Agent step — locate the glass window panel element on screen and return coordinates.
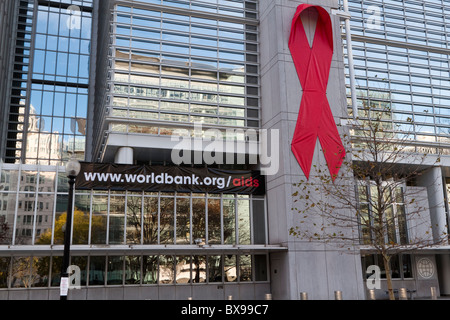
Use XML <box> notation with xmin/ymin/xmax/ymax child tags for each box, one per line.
<box><xmin>109</xmin><ymin>195</ymin><xmax>125</xmax><ymax>244</ymax></box>
<box><xmin>191</xmin><ymin>81</ymin><xmax>217</xmax><ymax>92</ymax></box>
<box><xmin>161</xmin><ymin>66</ymin><xmax>189</xmax><ymax>77</ymax></box>
<box><xmin>0</xmin><ymin>257</ymin><xmax>10</xmax><ymax>288</ymax></box>
<box><xmin>191</xmin><ymin>47</ymin><xmax>217</xmax><ymax>58</ymax></box>
<box><xmin>143</xmin><ymin>255</ymin><xmax>158</xmax><ymax>284</ymax></box>
<box><xmin>397</xmin><ymin>205</ymin><xmax>408</xmax><ymax>245</ymax></box>
<box><xmin>37</xmin><ymin>10</ymin><xmax>48</xmax><ymax>34</ymax></box>
<box><xmin>64</xmin><ymin>194</ymin><xmax>89</xmax><ymax>245</ymax></box>
<box><xmin>191</xmin><ymin>36</ymin><xmax>217</xmax><ymax>47</ymax></box>
<box><xmin>219</xmin><ymin>51</ymin><xmax>244</xmax><ymax>61</ymax></box>
<box><xmin>10</xmin><ymin>257</ymin><xmax>32</xmax><ymax>288</ymax></box>
<box><xmin>89</xmin><ymin>256</ymin><xmax>105</xmax><ymax>286</ymax></box>
<box><xmin>91</xmin><ymin>195</ymin><xmax>108</xmax><ymax>245</ymax></box>
<box><xmin>133</xmin><ymin>16</ymin><xmax>160</xmax><ymax>29</ymax></box>
<box><xmin>0</xmin><ymin>193</ymin><xmax>15</xmax><ymax>245</ymax></box>
<box><xmin>191</xmin><ymin>104</ymin><xmax>218</xmax><ymax>115</ymax></box>
<box><xmin>402</xmin><ymin>255</ymin><xmax>412</xmax><ymax>278</ymax></box>
<box><xmin>192</xmin><ymin>255</ymin><xmax>206</xmax><ymax>283</ymax></box>
<box><xmin>31</xmin><ymin>257</ymin><xmax>50</xmax><ymax>288</ymax></box>
<box><xmin>162</xmin><ymin>32</ymin><xmax>188</xmax><ymax>43</ymax></box>
<box><xmin>219</xmin><ymin>29</ymin><xmax>244</xmax><ymax>40</ymax></box>
<box><xmin>238</xmin><ymin>199</ymin><xmax>250</xmax><ymax>244</ymax></box>
<box><xmin>160</xmin><ymin>197</ymin><xmax>174</xmax><ymax>244</ymax></box>
<box><xmin>208</xmin><ymin>198</ymin><xmax>221</xmax><ymax>244</ymax></box>
<box><xmin>219</xmin><ymin>40</ymin><xmax>244</xmax><ymax>50</ymax></box>
<box><xmin>143</xmin><ymin>197</ymin><xmax>158</xmax><ymax>244</ymax></box>
<box><xmin>239</xmin><ymin>255</ymin><xmax>252</xmax><ymax>281</ymax></box>
<box><xmin>46</xmin><ymin>256</ymin><xmax>61</xmax><ymax>287</ymax></box>
<box><xmin>219</xmin><ymin>84</ymin><xmax>245</xmax><ymax>94</ymax></box>
<box><xmin>192</xmin><ymin>198</ymin><xmax>206</xmax><ymax>242</ymax></box>
<box><xmin>159</xmin><ymin>255</ymin><xmax>174</xmax><ymax>284</ymax></box>
<box><xmin>254</xmin><ymin>255</ymin><xmax>268</xmax><ymax>281</ymax></box>
<box><xmin>390</xmin><ymin>255</ymin><xmax>400</xmax><ymax>278</ymax></box>
<box><xmin>224</xmin><ymin>255</ymin><xmax>237</xmax><ymax>282</ymax></box>
<box><xmin>34</xmin><ymin>193</ymin><xmax>55</xmax><ymax>245</ymax></box>
<box><xmin>71</xmin><ymin>256</ymin><xmax>88</xmax><ymax>286</ymax></box>
<box><xmin>125</xmin><ymin>256</ymin><xmax>141</xmax><ymax>285</ymax></box>
<box><xmin>130</xmin><ymin>98</ymin><xmax>158</xmax><ymax>110</ymax></box>
<box><xmin>162</xmin><ymin>44</ymin><xmax>189</xmax><ymax>55</ymax></box>
<box><xmin>223</xmin><ymin>198</ymin><xmax>235</xmax><ymax>244</ymax></box>
<box><xmin>176</xmin><ymin>255</ymin><xmax>191</xmax><ymax>283</ymax></box>
<box><xmin>176</xmin><ymin>197</ymin><xmax>190</xmax><ymax>244</ymax></box>
<box><xmin>192</xmin><ymin>25</ymin><xmax>217</xmax><ymax>36</ymax></box>
<box><xmin>161</xmin><ymin>78</ymin><xmax>189</xmax><ymax>89</ymax></box>
<box><xmin>163</xmin><ymin>21</ymin><xmax>189</xmax><ymax>32</ymax></box>
<box><xmin>160</xmin><ymin>101</ymin><xmax>188</xmax><ymax>112</ymax></box>
<box><xmin>107</xmin><ymin>256</ymin><xmax>124</xmax><ymax>285</ymax></box>
<box><xmin>52</xmin><ymin>194</ymin><xmax>68</xmax><ymax>245</ymax></box>
<box><xmin>127</xmin><ymin>195</ymin><xmax>142</xmax><ymax>244</ymax></box>
<box><xmin>132</xmin><ymin>39</ymin><xmax>160</xmax><ymax>51</ymax></box>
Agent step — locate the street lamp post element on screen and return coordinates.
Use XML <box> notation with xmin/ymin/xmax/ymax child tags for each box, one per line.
<box><xmin>60</xmin><ymin>158</ymin><xmax>81</xmax><ymax>300</ymax></box>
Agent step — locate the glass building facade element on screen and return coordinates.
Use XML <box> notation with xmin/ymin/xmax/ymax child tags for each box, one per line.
<box><xmin>342</xmin><ymin>0</ymin><xmax>450</xmax><ymax>153</ymax></box>
<box><xmin>93</xmin><ymin>0</ymin><xmax>260</xmax><ymax>161</ymax></box>
<box><xmin>4</xmin><ymin>0</ymin><xmax>93</xmax><ymax>165</ymax></box>
<box><xmin>0</xmin><ymin>163</ymin><xmax>269</xmax><ymax>291</ymax></box>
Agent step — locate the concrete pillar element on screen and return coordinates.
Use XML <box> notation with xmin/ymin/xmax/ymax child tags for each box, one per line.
<box><xmin>416</xmin><ymin>167</ymin><xmax>447</xmax><ymax>243</ymax></box>
<box><xmin>115</xmin><ymin>147</ymin><xmax>134</xmax><ymax>165</ymax></box>
<box><xmin>260</xmin><ymin>0</ymin><xmax>365</xmax><ymax>300</ymax></box>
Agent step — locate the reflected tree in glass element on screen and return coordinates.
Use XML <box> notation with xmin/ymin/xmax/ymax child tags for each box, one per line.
<box><xmin>125</xmin><ymin>256</ymin><xmax>141</xmax><ymax>285</ymax></box>
<box><xmin>126</xmin><ymin>195</ymin><xmax>142</xmax><ymax>244</ymax></box>
<box><xmin>109</xmin><ymin>195</ymin><xmax>125</xmax><ymax>244</ymax></box>
<box><xmin>107</xmin><ymin>256</ymin><xmax>124</xmax><ymax>285</ymax></box>
<box><xmin>208</xmin><ymin>255</ymin><xmax>222</xmax><ymax>282</ymax></box>
<box><xmin>223</xmin><ymin>198</ymin><xmax>235</xmax><ymax>244</ymax></box>
<box><xmin>224</xmin><ymin>255</ymin><xmax>236</xmax><ymax>282</ymax></box>
<box><xmin>10</xmin><ymin>257</ymin><xmax>33</xmax><ymax>288</ymax></box>
<box><xmin>159</xmin><ymin>255</ymin><xmax>174</xmax><ymax>284</ymax></box>
<box><xmin>192</xmin><ymin>255</ymin><xmax>206</xmax><ymax>283</ymax></box>
<box><xmin>89</xmin><ymin>256</ymin><xmax>105</xmax><ymax>286</ymax></box>
<box><xmin>0</xmin><ymin>257</ymin><xmax>10</xmax><ymax>288</ymax></box>
<box><xmin>208</xmin><ymin>198</ymin><xmax>221</xmax><ymax>244</ymax></box>
<box><xmin>192</xmin><ymin>198</ymin><xmax>206</xmax><ymax>243</ymax></box>
<box><xmin>143</xmin><ymin>255</ymin><xmax>158</xmax><ymax>284</ymax></box>
<box><xmin>176</xmin><ymin>197</ymin><xmax>190</xmax><ymax>244</ymax></box>
<box><xmin>176</xmin><ymin>255</ymin><xmax>191</xmax><ymax>284</ymax></box>
<box><xmin>143</xmin><ymin>197</ymin><xmax>158</xmax><ymax>244</ymax></box>
<box><xmin>238</xmin><ymin>198</ymin><xmax>250</xmax><ymax>244</ymax></box>
<box><xmin>160</xmin><ymin>197</ymin><xmax>174</xmax><ymax>244</ymax></box>
<box><xmin>239</xmin><ymin>255</ymin><xmax>252</xmax><ymax>282</ymax></box>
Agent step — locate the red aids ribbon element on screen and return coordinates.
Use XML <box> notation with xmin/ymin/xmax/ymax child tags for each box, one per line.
<box><xmin>289</xmin><ymin>4</ymin><xmax>346</xmax><ymax>181</ymax></box>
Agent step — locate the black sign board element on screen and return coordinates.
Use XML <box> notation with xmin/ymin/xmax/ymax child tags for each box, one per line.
<box><xmin>76</xmin><ymin>163</ymin><xmax>265</xmax><ymax>195</ymax></box>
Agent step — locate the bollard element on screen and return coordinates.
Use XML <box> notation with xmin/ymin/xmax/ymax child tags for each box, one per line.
<box><xmin>368</xmin><ymin>289</ymin><xmax>376</xmax><ymax>300</ymax></box>
<box><xmin>399</xmin><ymin>288</ymin><xmax>407</xmax><ymax>300</ymax></box>
<box><xmin>334</xmin><ymin>291</ymin><xmax>343</xmax><ymax>300</ymax></box>
<box><xmin>431</xmin><ymin>287</ymin><xmax>437</xmax><ymax>300</ymax></box>
<box><xmin>265</xmin><ymin>293</ymin><xmax>272</xmax><ymax>300</ymax></box>
<box><xmin>300</xmin><ymin>292</ymin><xmax>308</xmax><ymax>300</ymax></box>
<box><xmin>227</xmin><ymin>295</ymin><xmax>233</xmax><ymax>300</ymax></box>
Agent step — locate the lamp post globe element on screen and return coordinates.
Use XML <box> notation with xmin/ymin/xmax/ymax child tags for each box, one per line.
<box><xmin>65</xmin><ymin>158</ymin><xmax>81</xmax><ymax>178</ymax></box>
